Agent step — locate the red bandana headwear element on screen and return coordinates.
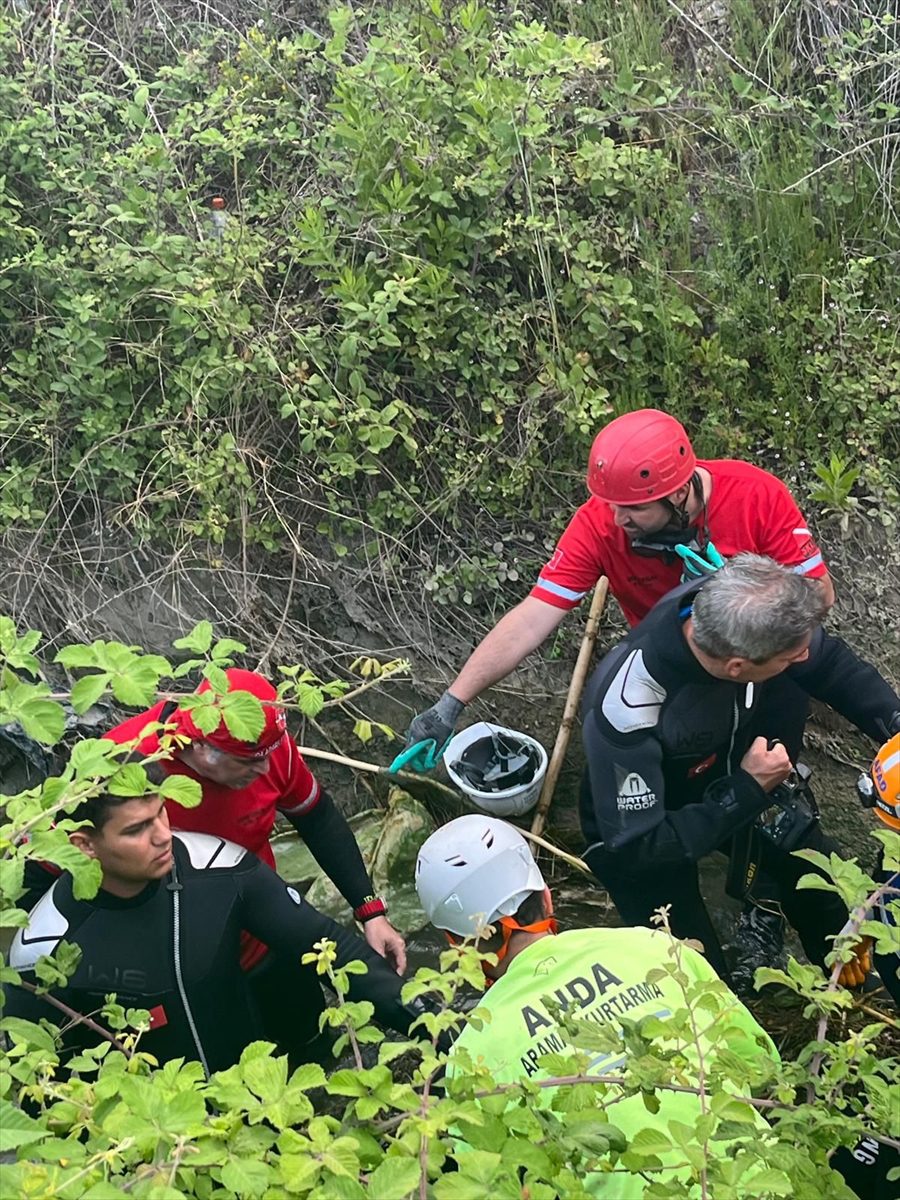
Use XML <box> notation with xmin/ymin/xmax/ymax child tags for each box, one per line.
<box><xmin>176</xmin><ymin>668</ymin><xmax>287</xmax><ymax>759</ymax></box>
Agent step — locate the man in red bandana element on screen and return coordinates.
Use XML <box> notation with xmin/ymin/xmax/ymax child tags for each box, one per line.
<box><xmin>104</xmin><ymin>668</ymin><xmax>406</xmax><ymax>1060</ymax></box>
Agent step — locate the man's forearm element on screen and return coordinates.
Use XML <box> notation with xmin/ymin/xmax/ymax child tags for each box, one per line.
<box><xmin>287</xmin><ymin>792</ymin><xmax>372</xmax><ymax>909</ymax></box>
<box><xmin>239</xmin><ymin>864</ymin><xmax>414</xmax><ymax>1035</ymax></box>
<box><xmin>449</xmin><ymin>598</ymin><xmax>566</xmax><ymax>704</ymax></box>
<box><xmin>603</xmin><ymin>771</ymin><xmax>772</xmax><ymax>866</ymax></box>
<box><xmin>817</xmin><ymin>572</ymin><xmax>835</xmax><ymax>610</ymax></box>
<box><xmin>790</xmin><ymin>629</ymin><xmax>899</xmax><ymax>741</ymax></box>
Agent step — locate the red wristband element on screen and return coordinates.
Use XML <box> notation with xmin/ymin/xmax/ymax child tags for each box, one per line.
<box><xmin>353</xmin><ymin>896</ymin><xmax>387</xmax><ymax>923</ymax></box>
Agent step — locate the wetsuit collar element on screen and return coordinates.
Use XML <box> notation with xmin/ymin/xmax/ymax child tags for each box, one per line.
<box><xmin>86</xmin><ymin>877</ymin><xmax>162</xmax><ymax>909</ymax></box>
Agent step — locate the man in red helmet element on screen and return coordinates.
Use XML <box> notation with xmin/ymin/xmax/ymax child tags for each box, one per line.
<box><xmin>406</xmin><ymin>409</ymin><xmax>833</xmax><ymax>750</ymax></box>
<box><xmin>103</xmin><ymin>668</ymin><xmax>407</xmax><ymax>1060</ymax></box>
<box><xmin>405</xmin><ymin>409</ymin><xmax>834</xmax><ymax>992</ymax></box>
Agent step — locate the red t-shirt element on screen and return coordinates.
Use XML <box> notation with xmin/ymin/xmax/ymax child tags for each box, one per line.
<box><xmin>530</xmin><ymin>459</ymin><xmax>827</xmax><ymax>627</ymax></box>
<box><xmin>105</xmin><ymin>703</ymin><xmax>322</xmax><ymax>969</ymax></box>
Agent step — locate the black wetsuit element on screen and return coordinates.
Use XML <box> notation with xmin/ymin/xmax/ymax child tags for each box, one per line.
<box><xmin>580</xmin><ymin>578</ymin><xmax>900</xmax><ymax>978</ymax></box>
<box><xmin>6</xmin><ymin>832</ymin><xmax>417</xmax><ymax>1074</ymax></box>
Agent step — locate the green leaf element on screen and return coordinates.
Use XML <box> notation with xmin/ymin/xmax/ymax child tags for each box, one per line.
<box><xmin>163</xmin><ymin>1088</ymin><xmax>206</xmax><ymax>1132</ymax></box>
<box><xmin>873</xmin><ymin>828</ymin><xmax>899</xmax><ymax>873</ymax></box>
<box><xmin>291</xmin><ymin>1062</ymin><xmax>327</xmax><ymax>1090</ymax></box>
<box><xmin>0</xmin><ymin>1016</ymin><xmax>60</xmax><ymax>1052</ymax></box>
<box><xmin>212</xmin><ymin>637</ymin><xmax>247</xmax><ymax>662</ymax></box>
<box><xmin>434</xmin><ymin>1176</ymin><xmax>489</xmax><ymax>1200</ymax></box>
<box><xmin>107</xmin><ymin>763</ymin><xmax>150</xmax><ymax>797</ymax></box>
<box><xmin>741</xmin><ymin>1166</ymin><xmax>793</xmax><ymax>1195</ymax></box>
<box><xmin>0</xmin><ymin>1099</ymin><xmax>51</xmax><ymax>1152</ymax></box>
<box><xmin>220</xmin><ymin>1157</ymin><xmax>273</xmax><ymax>1197</ymax></box>
<box><xmin>353</xmin><ymin>719</ymin><xmax>373</xmax><ymax>745</ymax></box>
<box><xmin>55</xmin><ymin>646</ymin><xmax>100</xmax><ymax>669</ymax></box>
<box><xmin>158</xmin><ymin>775</ymin><xmax>202</xmax><ymax>808</ymax></box>
<box><xmin>202</xmin><ymin>662</ymin><xmax>230</xmax><ymax>694</ymax></box>
<box><xmin>109</xmin><ymin>660</ymin><xmax>165</xmax><ymax>707</ymax></box>
<box><xmin>8</xmin><ymin>694</ymin><xmax>66</xmax><ymax>745</ymax></box>
<box><xmin>243</xmin><ymin>1049</ymin><xmax>288</xmax><ymax>1100</ymax></box>
<box><xmin>624</xmin><ymin>1125</ymin><xmax>672</xmax><ymax>1156</ymax></box>
<box><xmin>327</xmin><ymin>1068</ymin><xmax>367</xmax><ymax>1097</ymax></box>
<box><xmin>26</xmin><ymin>834</ymin><xmax>102</xmax><ymax>900</ymax></box>
<box><xmin>0</xmin><ymin>624</ymin><xmax>41</xmax><ymax>674</ymax></box>
<box><xmin>238</xmin><ymin>1039</ymin><xmax>278</xmax><ymax>1064</ymax></box>
<box><xmin>174</xmin><ymin>622</ymin><xmax>214</xmax><ymax>654</ymax></box>
<box><xmin>69</xmin><ymin>738</ymin><xmax>119</xmax><ymax>776</ymax></box>
<box><xmin>0</xmin><ymin>855</ymin><xmax>25</xmax><ymax>903</ymax></box>
<box><xmin>184</xmin><ymin>698</ymin><xmax>222</xmax><ymax>735</ymax></box>
<box><xmin>319</xmin><ymin>1136</ymin><xmax>360</xmax><ymax>1179</ymax></box>
<box><xmin>710</xmin><ymin>1093</ymin><xmax>759</xmax><ymax>1123</ymax></box>
<box><xmin>366</xmin><ymin>1156</ymin><xmax>421</xmax><ymax>1200</ymax></box>
<box><xmin>278</xmin><ymin>1153</ymin><xmax>320</xmax><ymax>1192</ymax></box>
<box><xmin>220</xmin><ymin>690</ymin><xmax>266</xmax><ymax>742</ymax></box>
<box><xmin>312</xmin><ymin>1176</ymin><xmax>365</xmax><ymax>1200</ymax></box>
<box><xmin>69</xmin><ymin>673</ymin><xmax>111</xmax><ymax>713</ymax></box>
<box><xmin>297</xmin><ymin>684</ymin><xmax>325</xmax><ymax>718</ymax></box>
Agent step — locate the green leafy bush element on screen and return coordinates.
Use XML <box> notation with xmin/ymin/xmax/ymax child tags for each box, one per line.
<box><xmin>2</xmin><ymin>2</ymin><xmax>896</xmax><ymax>605</ymax></box>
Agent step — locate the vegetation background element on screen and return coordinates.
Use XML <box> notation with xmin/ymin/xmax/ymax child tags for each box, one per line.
<box><xmin>2</xmin><ymin>4</ymin><xmax>900</xmax><ymax>1196</ymax></box>
<box><xmin>1</xmin><ymin>0</ymin><xmax>898</xmax><ymax>686</ymax></box>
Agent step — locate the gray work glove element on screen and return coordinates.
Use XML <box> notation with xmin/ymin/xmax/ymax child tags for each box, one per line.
<box><xmin>405</xmin><ymin>690</ymin><xmax>466</xmax><ymax>750</ymax></box>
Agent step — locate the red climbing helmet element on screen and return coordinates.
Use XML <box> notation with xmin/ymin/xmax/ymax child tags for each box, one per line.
<box><xmin>587</xmin><ymin>409</ymin><xmax>697</xmax><ymax>505</ymax></box>
<box><xmin>178</xmin><ymin>669</ymin><xmax>287</xmax><ymax>759</ymax></box>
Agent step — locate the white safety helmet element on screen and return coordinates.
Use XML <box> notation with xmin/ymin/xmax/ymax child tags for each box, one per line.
<box><xmin>415</xmin><ymin>814</ymin><xmax>545</xmax><ymax>938</ymax></box>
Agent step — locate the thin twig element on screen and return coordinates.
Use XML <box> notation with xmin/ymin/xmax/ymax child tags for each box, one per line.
<box><xmin>806</xmin><ymin>880</ymin><xmax>895</xmax><ymax>1103</ymax></box>
<box><xmin>781</xmin><ymin>133</ymin><xmax>900</xmax><ymax>192</ymax></box>
<box><xmin>17</xmin><ymin>980</ymin><xmax>133</xmax><ymax>1056</ymax></box>
<box><xmin>664</xmin><ymin>0</ymin><xmax>787</xmax><ymax>101</ymax></box>
<box><xmin>321</xmin><ymin>662</ymin><xmax>410</xmax><ymax>709</ymax></box>
<box><xmin>856</xmin><ymin>1001</ymin><xmax>900</xmax><ymax>1030</ymax></box>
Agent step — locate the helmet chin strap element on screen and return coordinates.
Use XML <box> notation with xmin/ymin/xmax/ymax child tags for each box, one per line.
<box><xmin>485</xmin><ymin>914</ymin><xmax>558</xmax><ymax>985</ymax></box>
<box><xmin>443</xmin><ymin>913</ymin><xmax>558</xmax><ymax>986</ymax></box>
<box><xmin>629</xmin><ymin>472</ymin><xmax>706</xmax><ymax>562</ymax></box>
<box><xmin>659</xmin><ymin>470</ymin><xmax>702</xmax><ymax>531</ymax></box>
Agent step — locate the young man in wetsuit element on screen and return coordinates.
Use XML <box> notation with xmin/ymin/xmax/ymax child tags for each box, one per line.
<box><xmin>7</xmin><ymin>779</ymin><xmax>423</xmax><ymax>1074</ymax></box>
<box><xmin>103</xmin><ymin>667</ymin><xmax>404</xmax><ymax>1062</ymax></box>
<box><xmin>24</xmin><ymin>669</ymin><xmax>405</xmax><ymax>1061</ymax></box>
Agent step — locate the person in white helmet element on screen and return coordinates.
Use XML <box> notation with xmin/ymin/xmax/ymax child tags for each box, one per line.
<box><xmin>415</xmin><ymin>815</ymin><xmax>898</xmax><ymax>1199</ymax></box>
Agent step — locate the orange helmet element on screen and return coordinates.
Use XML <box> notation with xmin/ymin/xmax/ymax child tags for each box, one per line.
<box><xmin>870</xmin><ymin>733</ymin><xmax>900</xmax><ymax>831</ymax></box>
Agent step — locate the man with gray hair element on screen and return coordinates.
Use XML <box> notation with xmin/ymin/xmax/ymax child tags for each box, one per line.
<box><xmin>580</xmin><ymin>554</ymin><xmax>900</xmax><ymax>984</ymax></box>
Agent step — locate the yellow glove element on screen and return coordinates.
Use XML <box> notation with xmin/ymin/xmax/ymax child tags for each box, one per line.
<box><xmin>837</xmin><ymin>937</ymin><xmax>873</xmax><ymax>988</ymax></box>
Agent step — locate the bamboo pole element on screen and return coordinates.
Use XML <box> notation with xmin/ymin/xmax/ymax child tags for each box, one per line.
<box><xmin>529</xmin><ymin>577</ymin><xmax>609</xmax><ymax>840</ymax></box>
<box><xmin>297</xmin><ymin>745</ymin><xmax>450</xmax><ymax>787</ymax></box>
<box><xmin>295</xmin><ymin>745</ymin><xmax>589</xmax><ymax>874</ymax></box>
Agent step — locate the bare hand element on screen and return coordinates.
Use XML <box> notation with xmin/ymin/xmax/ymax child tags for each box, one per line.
<box><xmin>363</xmin><ymin>915</ymin><xmax>407</xmax><ymax>974</ymax></box>
<box><xmin>740</xmin><ymin>736</ymin><xmax>792</xmax><ymax>793</ymax></box>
